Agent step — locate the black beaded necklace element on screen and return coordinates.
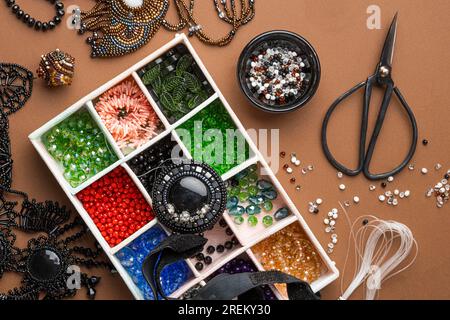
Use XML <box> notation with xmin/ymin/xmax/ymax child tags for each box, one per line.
<box><xmin>4</xmin><ymin>0</ymin><xmax>65</xmax><ymax>32</ymax></box>
<box><xmin>0</xmin><ymin>63</ymin><xmax>112</xmax><ymax>300</ymax></box>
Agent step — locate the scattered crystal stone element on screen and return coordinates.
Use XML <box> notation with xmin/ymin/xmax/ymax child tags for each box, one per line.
<box><xmin>387</xmin><ymin>176</ymin><xmax>394</xmax><ymax>182</ymax></box>
<box><xmin>286</xmin><ymin>167</ymin><xmax>293</xmax><ymax>174</ymax></box>
<box><xmin>339</xmin><ymin>184</ymin><xmax>346</xmax><ymax>191</ymax></box>
<box><xmin>435</xmin><ymin>163</ymin><xmax>442</xmax><ymax>170</ymax></box>
<box><xmin>404</xmin><ymin>190</ymin><xmax>411</xmax><ymax>197</ymax></box>
<box><xmin>316</xmin><ymin>198</ymin><xmax>323</xmax><ymax>205</ymax></box>
<box><xmin>379</xmin><ymin>195</ymin><xmax>386</xmax><ymax>202</ymax></box>
<box><xmin>408</xmin><ymin>164</ymin><xmax>415</xmax><ymax>171</ymax></box>
<box><xmin>247</xmin><ymin>215</ymin><xmax>258</xmax><ymax>227</ymax></box>
<box><xmin>369</xmin><ymin>185</ymin><xmax>376</xmax><ymax>191</ymax></box>
<box><xmin>337</xmin><ymin>172</ymin><xmax>343</xmax><ymax>179</ymax></box>
<box><xmin>294</xmin><ymin>160</ymin><xmax>301</xmax><ymax>166</ymax></box>
<box><xmin>421</xmin><ymin>168</ymin><xmax>428</xmax><ymax>175</ymax></box>
<box><xmin>344</xmin><ymin>201</ymin><xmax>350</xmax><ymax>207</ymax></box>
<box><xmin>295</xmin><ymin>185</ymin><xmax>301</xmax><ymax>191</ymax></box>
<box><xmin>353</xmin><ymin>196</ymin><xmax>360</xmax><ymax>204</ymax></box>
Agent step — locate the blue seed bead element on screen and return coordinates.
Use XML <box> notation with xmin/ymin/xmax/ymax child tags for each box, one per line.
<box><xmin>229</xmin><ymin>205</ymin><xmax>245</xmax><ymax>216</ymax></box>
<box><xmin>257</xmin><ymin>179</ymin><xmax>273</xmax><ymax>190</ymax></box>
<box><xmin>246</xmin><ymin>204</ymin><xmax>262</xmax><ymax>215</ymax></box>
<box><xmin>249</xmin><ymin>195</ymin><xmax>265</xmax><ymax>205</ymax></box>
<box><xmin>262</xmin><ymin>189</ymin><xmax>278</xmax><ymax>200</ymax></box>
<box><xmin>226</xmin><ymin>196</ymin><xmax>239</xmax><ymax>209</ymax></box>
<box><xmin>274</xmin><ymin>207</ymin><xmax>290</xmax><ymax>221</ymax></box>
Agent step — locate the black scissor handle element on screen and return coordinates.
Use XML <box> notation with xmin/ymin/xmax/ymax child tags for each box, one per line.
<box><xmin>321</xmin><ymin>80</ymin><xmax>368</xmax><ymax>176</ymax></box>
<box><xmin>363</xmin><ymin>85</ymin><xmax>418</xmax><ymax>180</ymax></box>
<box><xmin>321</xmin><ymin>76</ymin><xmax>418</xmax><ymax>180</ymax></box>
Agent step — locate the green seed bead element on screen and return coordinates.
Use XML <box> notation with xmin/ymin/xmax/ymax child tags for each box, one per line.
<box><xmin>234</xmin><ymin>216</ymin><xmax>244</xmax><ymax>225</ymax></box>
<box><xmin>248</xmin><ymin>215</ymin><xmax>258</xmax><ymax>227</ymax></box>
<box><xmin>248</xmin><ymin>185</ymin><xmax>258</xmax><ymax>196</ymax></box>
<box><xmin>262</xmin><ymin>215</ymin><xmax>274</xmax><ymax>228</ymax></box>
<box><xmin>262</xmin><ymin>200</ymin><xmax>273</xmax><ymax>212</ymax></box>
<box><xmin>238</xmin><ymin>191</ymin><xmax>250</xmax><ymax>202</ymax></box>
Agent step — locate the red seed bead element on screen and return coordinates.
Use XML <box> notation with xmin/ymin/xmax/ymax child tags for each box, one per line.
<box><xmin>77</xmin><ymin>166</ymin><xmax>154</xmax><ymax>247</ymax></box>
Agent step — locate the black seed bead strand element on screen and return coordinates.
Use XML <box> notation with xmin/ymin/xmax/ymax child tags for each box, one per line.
<box><xmin>4</xmin><ymin>0</ymin><xmax>65</xmax><ymax>31</ymax></box>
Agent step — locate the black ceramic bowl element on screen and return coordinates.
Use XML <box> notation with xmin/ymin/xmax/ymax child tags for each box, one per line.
<box><xmin>237</xmin><ymin>30</ymin><xmax>321</xmax><ymax>113</ymax></box>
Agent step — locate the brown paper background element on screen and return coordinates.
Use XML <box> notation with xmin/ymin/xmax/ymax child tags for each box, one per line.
<box><xmin>1</xmin><ymin>0</ymin><xmax>449</xmax><ymax>300</ymax></box>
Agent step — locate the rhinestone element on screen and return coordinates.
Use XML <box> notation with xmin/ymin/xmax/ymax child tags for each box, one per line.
<box><xmin>379</xmin><ymin>195</ymin><xmax>386</xmax><ymax>202</ymax></box>
<box><xmin>392</xmin><ymin>199</ymin><xmax>399</xmax><ymax>206</ymax></box>
<box><xmin>387</xmin><ymin>176</ymin><xmax>394</xmax><ymax>182</ymax></box>
<box><xmin>339</xmin><ymin>184</ymin><xmax>346</xmax><ymax>191</ymax></box>
<box><xmin>332</xmin><ymin>238</ymin><xmax>338</xmax><ymax>244</ymax></box>
<box><xmin>324</xmin><ymin>218</ymin><xmax>330</xmax><ymax>225</ymax></box>
<box><xmin>421</xmin><ymin>168</ymin><xmax>428</xmax><ymax>174</ymax></box>
<box><xmin>328</xmin><ymin>243</ymin><xmax>334</xmax><ymax>249</ymax></box>
<box><xmin>385</xmin><ymin>191</ymin><xmax>393</xmax><ymax>197</ymax></box>
<box><xmin>307</xmin><ymin>165</ymin><xmax>314</xmax><ymax>171</ymax></box>
<box><xmin>399</xmin><ymin>192</ymin><xmax>405</xmax><ymax>198</ymax></box>
<box><xmin>301</xmin><ymin>168</ymin><xmax>307</xmax><ymax>175</ymax></box>
<box><xmin>337</xmin><ymin>172</ymin><xmax>343</xmax><ymax>179</ymax></box>
<box><xmin>295</xmin><ymin>185</ymin><xmax>301</xmax><ymax>191</ymax></box>
<box><xmin>332</xmin><ymin>213</ymin><xmax>338</xmax><ymax>220</ymax></box>
<box><xmin>331</xmin><ymin>234</ymin><xmax>338</xmax><ymax>239</ymax></box>
<box><xmin>394</xmin><ymin>189</ymin><xmax>399</xmax><ymax>195</ymax></box>
<box><xmin>344</xmin><ymin>201</ymin><xmax>351</xmax><ymax>207</ymax></box>
<box><xmin>286</xmin><ymin>167</ymin><xmax>293</xmax><ymax>174</ymax></box>
<box><xmin>435</xmin><ymin>164</ymin><xmax>442</xmax><ymax>170</ymax></box>
<box><xmin>294</xmin><ymin>160</ymin><xmax>301</xmax><ymax>166</ymax></box>
<box><xmin>325</xmin><ymin>227</ymin><xmax>332</xmax><ymax>233</ymax></box>
<box><xmin>404</xmin><ymin>190</ymin><xmax>411</xmax><ymax>197</ymax></box>
<box><xmin>316</xmin><ymin>198</ymin><xmax>323</xmax><ymax>205</ymax></box>
<box><xmin>408</xmin><ymin>164</ymin><xmax>415</xmax><ymax>171</ymax></box>
<box><xmin>291</xmin><ymin>155</ymin><xmax>297</xmax><ymax>164</ymax></box>
<box><xmin>353</xmin><ymin>196</ymin><xmax>360</xmax><ymax>204</ymax></box>
<box><xmin>327</xmin><ymin>248</ymin><xmax>334</xmax><ymax>254</ymax></box>
<box><xmin>369</xmin><ymin>185</ymin><xmax>376</xmax><ymax>191</ymax></box>
<box><xmin>331</xmin><ymin>208</ymin><xmax>338</xmax><ymax>214</ymax></box>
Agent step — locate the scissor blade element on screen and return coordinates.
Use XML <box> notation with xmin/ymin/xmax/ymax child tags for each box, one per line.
<box><xmin>379</xmin><ymin>13</ymin><xmax>398</xmax><ymax>69</ymax></box>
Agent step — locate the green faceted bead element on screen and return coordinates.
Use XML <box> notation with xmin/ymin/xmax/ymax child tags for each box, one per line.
<box><xmin>262</xmin><ymin>215</ymin><xmax>274</xmax><ymax>228</ymax></box>
<box><xmin>248</xmin><ymin>215</ymin><xmax>258</xmax><ymax>227</ymax></box>
<box><xmin>238</xmin><ymin>191</ymin><xmax>249</xmax><ymax>202</ymax></box>
<box><xmin>262</xmin><ymin>200</ymin><xmax>273</xmax><ymax>212</ymax></box>
<box><xmin>229</xmin><ymin>186</ymin><xmax>241</xmax><ymax>197</ymax></box>
<box><xmin>249</xmin><ymin>195</ymin><xmax>265</xmax><ymax>205</ymax></box>
<box><xmin>248</xmin><ymin>185</ymin><xmax>258</xmax><ymax>196</ymax></box>
<box><xmin>234</xmin><ymin>216</ymin><xmax>244</xmax><ymax>225</ymax></box>
<box><xmin>239</xmin><ymin>178</ymin><xmax>249</xmax><ymax>189</ymax></box>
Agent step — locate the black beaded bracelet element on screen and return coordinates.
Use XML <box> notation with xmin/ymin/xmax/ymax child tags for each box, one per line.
<box><xmin>5</xmin><ymin>0</ymin><xmax>65</xmax><ymax>32</ymax></box>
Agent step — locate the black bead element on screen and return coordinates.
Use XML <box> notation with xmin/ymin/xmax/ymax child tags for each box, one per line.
<box><xmin>445</xmin><ymin>174</ymin><xmax>449</xmax><ymax>180</ymax></box>
<box><xmin>219</xmin><ymin>219</ymin><xmax>227</xmax><ymax>228</ymax></box>
<box><xmin>225</xmin><ymin>227</ymin><xmax>233</xmax><ymax>236</ymax></box>
<box><xmin>224</xmin><ymin>241</ymin><xmax>233</xmax><ymax>250</ymax></box>
<box><xmin>216</xmin><ymin>245</ymin><xmax>225</xmax><ymax>253</ymax></box>
<box><xmin>56</xmin><ymin>9</ymin><xmax>65</xmax><ymax>17</ymax></box>
<box><xmin>195</xmin><ymin>262</ymin><xmax>204</xmax><ymax>271</ymax></box>
<box><xmin>6</xmin><ymin>0</ymin><xmax>15</xmax><ymax>7</ymax></box>
<box><xmin>362</xmin><ymin>219</ymin><xmax>369</xmax><ymax>226</ymax></box>
<box><xmin>35</xmin><ymin>21</ymin><xmax>42</xmax><ymax>30</ymax></box>
<box><xmin>206</xmin><ymin>245</ymin><xmax>215</xmax><ymax>254</ymax></box>
<box><xmin>27</xmin><ymin>17</ymin><xmax>35</xmax><ymax>27</ymax></box>
<box><xmin>88</xmin><ymin>276</ymin><xmax>101</xmax><ymax>287</ymax></box>
<box><xmin>48</xmin><ymin>21</ymin><xmax>55</xmax><ymax>29</ymax></box>
<box><xmin>55</xmin><ymin>2</ymin><xmax>64</xmax><ymax>10</ymax></box>
<box><xmin>422</xmin><ymin>139</ymin><xmax>429</xmax><ymax>146</ymax></box>
<box><xmin>196</xmin><ymin>253</ymin><xmax>204</xmax><ymax>261</ymax></box>
<box><xmin>381</xmin><ymin>182</ymin><xmax>387</xmax><ymax>188</ymax></box>
<box><xmin>87</xmin><ymin>287</ymin><xmax>96</xmax><ymax>300</ymax></box>
<box><xmin>231</xmin><ymin>236</ymin><xmax>239</xmax><ymax>246</ymax></box>
<box><xmin>204</xmin><ymin>256</ymin><xmax>212</xmax><ymax>265</ymax></box>
<box><xmin>16</xmin><ymin>9</ymin><xmax>24</xmax><ymax>18</ymax></box>
<box><xmin>22</xmin><ymin>13</ymin><xmax>30</xmax><ymax>22</ymax></box>
<box><xmin>42</xmin><ymin>22</ymin><xmax>49</xmax><ymax>31</ymax></box>
<box><xmin>11</xmin><ymin>4</ymin><xmax>19</xmax><ymax>13</ymax></box>
<box><xmin>53</xmin><ymin>16</ymin><xmax>61</xmax><ymax>24</ymax></box>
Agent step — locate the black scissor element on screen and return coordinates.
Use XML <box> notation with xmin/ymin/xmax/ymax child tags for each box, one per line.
<box><xmin>321</xmin><ymin>13</ymin><xmax>418</xmax><ymax>180</ymax></box>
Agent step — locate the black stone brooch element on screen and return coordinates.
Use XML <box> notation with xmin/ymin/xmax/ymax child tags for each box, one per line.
<box><xmin>152</xmin><ymin>162</ymin><xmax>227</xmax><ymax>234</ymax></box>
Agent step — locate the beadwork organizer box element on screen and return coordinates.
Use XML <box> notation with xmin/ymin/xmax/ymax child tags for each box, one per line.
<box><xmin>29</xmin><ymin>34</ymin><xmax>339</xmax><ymax>300</ymax></box>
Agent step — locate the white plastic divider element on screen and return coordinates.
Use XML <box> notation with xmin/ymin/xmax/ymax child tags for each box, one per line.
<box><xmin>28</xmin><ymin>33</ymin><xmax>339</xmax><ymax>300</ymax></box>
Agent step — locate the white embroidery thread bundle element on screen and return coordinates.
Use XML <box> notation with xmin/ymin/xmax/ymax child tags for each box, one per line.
<box><xmin>339</xmin><ymin>204</ymin><xmax>418</xmax><ymax>300</ymax></box>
